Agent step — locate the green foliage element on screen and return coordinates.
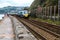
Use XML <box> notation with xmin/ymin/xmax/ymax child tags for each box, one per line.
<box><xmin>43</xmin><ymin>0</ymin><xmax>58</xmax><ymax>6</ymax></box>
<box><xmin>29</xmin><ymin>0</ymin><xmax>41</xmax><ymax>10</ymax></box>
<box><xmin>24</xmin><ymin>7</ymin><xmax>29</xmax><ymax>10</ymax></box>
<box><xmin>29</xmin><ymin>0</ymin><xmax>58</xmax><ymax>10</ymax></box>
<box><xmin>29</xmin><ymin>17</ymin><xmax>60</xmax><ymax>25</ymax></box>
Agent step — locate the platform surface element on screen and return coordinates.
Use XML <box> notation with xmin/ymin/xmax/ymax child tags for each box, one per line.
<box><xmin>0</xmin><ymin>16</ymin><xmax>14</xmax><ymax>40</ymax></box>
<box><xmin>10</xmin><ymin>16</ymin><xmax>37</xmax><ymax>40</ymax></box>
<box><xmin>0</xmin><ymin>15</ymin><xmax>37</xmax><ymax>40</ymax></box>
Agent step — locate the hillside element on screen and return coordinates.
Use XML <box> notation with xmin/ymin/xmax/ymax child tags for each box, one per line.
<box><xmin>0</xmin><ymin>6</ymin><xmax>28</xmax><ymax>14</ymax></box>
<box><xmin>29</xmin><ymin>0</ymin><xmax>58</xmax><ymax>10</ymax></box>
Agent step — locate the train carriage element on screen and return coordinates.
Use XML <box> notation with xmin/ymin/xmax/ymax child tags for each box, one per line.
<box><xmin>17</xmin><ymin>10</ymin><xmax>29</xmax><ymax>18</ymax></box>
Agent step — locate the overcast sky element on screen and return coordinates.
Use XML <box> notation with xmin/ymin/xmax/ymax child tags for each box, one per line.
<box><xmin>0</xmin><ymin>0</ymin><xmax>34</xmax><ymax>8</ymax></box>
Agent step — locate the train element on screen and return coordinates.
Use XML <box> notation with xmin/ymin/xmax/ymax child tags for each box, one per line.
<box><xmin>7</xmin><ymin>10</ymin><xmax>29</xmax><ymax>18</ymax></box>
<box><xmin>17</xmin><ymin>10</ymin><xmax>29</xmax><ymax>18</ymax></box>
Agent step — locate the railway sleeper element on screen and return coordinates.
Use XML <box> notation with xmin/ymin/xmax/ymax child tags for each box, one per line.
<box><xmin>19</xmin><ymin>18</ymin><xmax>60</xmax><ymax>40</ymax></box>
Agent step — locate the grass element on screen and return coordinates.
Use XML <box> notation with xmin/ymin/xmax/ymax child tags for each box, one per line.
<box><xmin>29</xmin><ymin>17</ymin><xmax>60</xmax><ymax>26</ymax></box>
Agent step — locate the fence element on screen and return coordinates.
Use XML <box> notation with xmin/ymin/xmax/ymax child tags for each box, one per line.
<box><xmin>36</xmin><ymin>6</ymin><xmax>60</xmax><ymax>22</ymax></box>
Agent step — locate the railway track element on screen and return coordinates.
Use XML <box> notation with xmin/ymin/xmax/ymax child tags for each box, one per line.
<box><xmin>16</xmin><ymin>16</ymin><xmax>60</xmax><ymax>40</ymax></box>
<box><xmin>27</xmin><ymin>19</ymin><xmax>60</xmax><ymax>36</ymax></box>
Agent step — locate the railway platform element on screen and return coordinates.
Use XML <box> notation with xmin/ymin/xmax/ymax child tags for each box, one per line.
<box><xmin>0</xmin><ymin>15</ymin><xmax>37</xmax><ymax>40</ymax></box>
<box><xmin>0</xmin><ymin>15</ymin><xmax>14</xmax><ymax>40</ymax></box>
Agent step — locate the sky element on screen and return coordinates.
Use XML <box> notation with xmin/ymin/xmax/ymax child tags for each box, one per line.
<box><xmin>0</xmin><ymin>0</ymin><xmax>34</xmax><ymax>8</ymax></box>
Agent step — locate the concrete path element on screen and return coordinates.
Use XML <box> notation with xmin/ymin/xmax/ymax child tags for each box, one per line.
<box><xmin>0</xmin><ymin>15</ymin><xmax>37</xmax><ymax>40</ymax></box>
<box><xmin>0</xmin><ymin>16</ymin><xmax>14</xmax><ymax>40</ymax></box>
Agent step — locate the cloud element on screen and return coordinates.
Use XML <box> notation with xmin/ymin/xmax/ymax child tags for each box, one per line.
<box><xmin>0</xmin><ymin>3</ymin><xmax>12</xmax><ymax>8</ymax></box>
<box><xmin>0</xmin><ymin>0</ymin><xmax>34</xmax><ymax>8</ymax></box>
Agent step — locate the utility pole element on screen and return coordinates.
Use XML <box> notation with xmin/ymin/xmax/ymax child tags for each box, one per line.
<box><xmin>58</xmin><ymin>0</ymin><xmax>60</xmax><ymax>21</ymax></box>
